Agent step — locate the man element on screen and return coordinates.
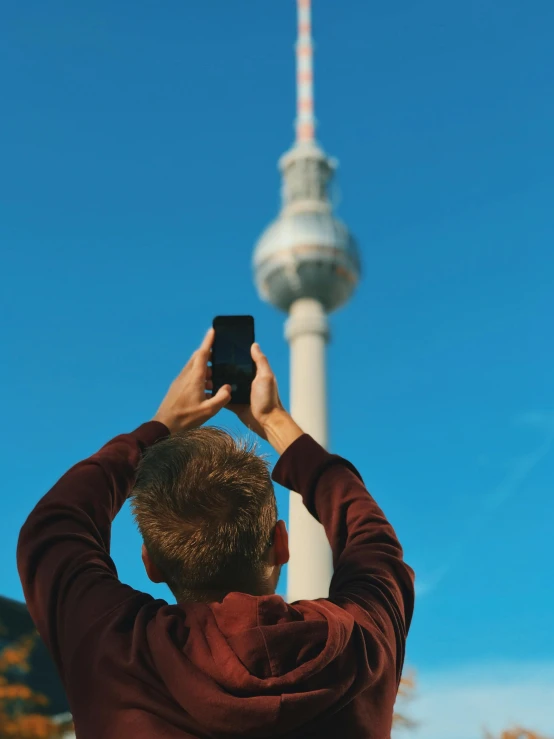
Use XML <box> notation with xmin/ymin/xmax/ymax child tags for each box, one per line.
<box><xmin>17</xmin><ymin>329</ymin><xmax>415</xmax><ymax>739</ymax></box>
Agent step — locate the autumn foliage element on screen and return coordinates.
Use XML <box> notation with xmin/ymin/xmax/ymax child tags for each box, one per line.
<box><xmin>486</xmin><ymin>729</ymin><xmax>552</xmax><ymax>739</ymax></box>
<box><xmin>0</xmin><ymin>633</ymin><xmax>72</xmax><ymax>739</ymax></box>
<box><xmin>392</xmin><ymin>673</ymin><xmax>552</xmax><ymax>739</ymax></box>
<box><xmin>393</xmin><ymin>672</ymin><xmax>418</xmax><ymax>731</ymax></box>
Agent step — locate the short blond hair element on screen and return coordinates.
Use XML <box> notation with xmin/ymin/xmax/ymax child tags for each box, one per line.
<box><xmin>131</xmin><ymin>427</ymin><xmax>277</xmax><ymax>601</ymax></box>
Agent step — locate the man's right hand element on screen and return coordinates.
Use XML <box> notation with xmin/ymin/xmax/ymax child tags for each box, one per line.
<box><xmin>228</xmin><ymin>343</ymin><xmax>303</xmax><ymax>455</ymax></box>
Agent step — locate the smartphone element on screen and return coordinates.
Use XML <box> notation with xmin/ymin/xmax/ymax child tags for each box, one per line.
<box><xmin>211</xmin><ymin>315</ymin><xmax>255</xmax><ymax>404</ymax></box>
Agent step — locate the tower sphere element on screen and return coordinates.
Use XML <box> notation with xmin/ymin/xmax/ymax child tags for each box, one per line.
<box><xmin>253</xmin><ymin>143</ymin><xmax>361</xmax><ymax>314</ymax></box>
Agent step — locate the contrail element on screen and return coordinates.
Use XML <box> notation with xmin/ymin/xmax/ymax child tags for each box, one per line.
<box><xmin>416</xmin><ymin>412</ymin><xmax>554</xmax><ymax>597</ymax></box>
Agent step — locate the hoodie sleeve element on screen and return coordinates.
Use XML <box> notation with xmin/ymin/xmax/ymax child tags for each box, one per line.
<box><xmin>16</xmin><ymin>421</ymin><xmax>169</xmax><ymax>678</ymax></box>
<box><xmin>272</xmin><ymin>434</ymin><xmax>415</xmax><ymax>684</ymax></box>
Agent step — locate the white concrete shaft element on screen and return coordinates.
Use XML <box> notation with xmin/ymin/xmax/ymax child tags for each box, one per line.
<box><xmin>285</xmin><ymin>298</ymin><xmax>333</xmax><ymax>601</ymax></box>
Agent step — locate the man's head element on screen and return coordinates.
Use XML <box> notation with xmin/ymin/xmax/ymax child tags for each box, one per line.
<box><xmin>131</xmin><ymin>427</ymin><xmax>289</xmax><ymax>602</ymax></box>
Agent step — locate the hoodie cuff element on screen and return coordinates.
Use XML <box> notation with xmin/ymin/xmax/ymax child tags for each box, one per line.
<box><xmin>272</xmin><ymin>435</ymin><xmax>332</xmax><ymax>519</ymax></box>
<box><xmin>272</xmin><ymin>434</ymin><xmax>330</xmax><ymax>491</ymax></box>
<box><xmin>272</xmin><ymin>434</ymin><xmax>363</xmax><ymax>520</ymax></box>
<box><xmin>132</xmin><ymin>421</ymin><xmax>170</xmax><ymax>449</ymax></box>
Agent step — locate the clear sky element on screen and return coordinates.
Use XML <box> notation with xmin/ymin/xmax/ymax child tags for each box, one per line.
<box><xmin>1</xmin><ymin>1</ymin><xmax>553</xmax><ymax>737</ymax></box>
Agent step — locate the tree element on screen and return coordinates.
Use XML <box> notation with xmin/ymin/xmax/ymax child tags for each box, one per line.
<box><xmin>485</xmin><ymin>729</ymin><xmax>552</xmax><ymax>739</ymax></box>
<box><xmin>0</xmin><ymin>632</ymin><xmax>72</xmax><ymax>739</ymax></box>
<box><xmin>393</xmin><ymin>671</ymin><xmax>418</xmax><ymax>731</ymax></box>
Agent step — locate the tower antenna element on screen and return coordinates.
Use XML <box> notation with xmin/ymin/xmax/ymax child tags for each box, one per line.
<box><xmin>296</xmin><ymin>0</ymin><xmax>316</xmax><ymax>144</ymax></box>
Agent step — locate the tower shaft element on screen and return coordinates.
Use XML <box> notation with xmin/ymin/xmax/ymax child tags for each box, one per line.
<box><xmin>285</xmin><ymin>298</ymin><xmax>333</xmax><ymax>602</ymax></box>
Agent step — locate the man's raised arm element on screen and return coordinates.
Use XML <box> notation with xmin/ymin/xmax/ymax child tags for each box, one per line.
<box><xmin>270</xmin><ymin>425</ymin><xmax>415</xmax><ymax>684</ymax></box>
<box><xmin>17</xmin><ymin>328</ymin><xmax>232</xmax><ymax>679</ymax></box>
<box><xmin>17</xmin><ymin>422</ymin><xmax>169</xmax><ymax>676</ymax></box>
<box><xmin>232</xmin><ymin>342</ymin><xmax>415</xmax><ymax>686</ymax></box>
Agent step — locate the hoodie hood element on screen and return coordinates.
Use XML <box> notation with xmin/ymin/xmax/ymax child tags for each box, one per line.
<box><xmin>146</xmin><ymin>593</ymin><xmax>371</xmax><ymax>737</ymax></box>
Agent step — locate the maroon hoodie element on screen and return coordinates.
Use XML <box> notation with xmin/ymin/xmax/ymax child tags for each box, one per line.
<box><xmin>17</xmin><ymin>422</ymin><xmax>415</xmax><ymax>739</ymax></box>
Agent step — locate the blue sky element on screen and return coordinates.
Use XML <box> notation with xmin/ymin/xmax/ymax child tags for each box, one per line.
<box><xmin>1</xmin><ymin>1</ymin><xmax>553</xmax><ymax>736</ymax></box>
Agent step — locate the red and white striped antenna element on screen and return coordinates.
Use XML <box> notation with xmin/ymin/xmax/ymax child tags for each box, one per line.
<box><xmin>296</xmin><ymin>0</ymin><xmax>316</xmax><ymax>144</ymax></box>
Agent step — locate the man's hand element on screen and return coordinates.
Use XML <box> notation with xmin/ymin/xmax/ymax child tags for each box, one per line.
<box><xmin>229</xmin><ymin>343</ymin><xmax>303</xmax><ymax>455</ymax></box>
<box><xmin>153</xmin><ymin>329</ymin><xmax>231</xmax><ymax>434</ymax></box>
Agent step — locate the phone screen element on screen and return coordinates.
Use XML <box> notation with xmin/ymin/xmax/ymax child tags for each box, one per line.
<box><xmin>212</xmin><ymin>316</ymin><xmax>255</xmax><ymax>404</ymax></box>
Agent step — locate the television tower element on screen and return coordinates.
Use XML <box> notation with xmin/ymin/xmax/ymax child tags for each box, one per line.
<box><xmin>253</xmin><ymin>0</ymin><xmax>361</xmax><ymax>602</ymax></box>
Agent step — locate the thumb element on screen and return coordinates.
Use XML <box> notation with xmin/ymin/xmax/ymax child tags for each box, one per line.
<box><xmin>251</xmin><ymin>343</ymin><xmax>272</xmax><ymax>375</ymax></box>
<box><xmin>204</xmin><ymin>385</ymin><xmax>232</xmax><ymax>414</ymax></box>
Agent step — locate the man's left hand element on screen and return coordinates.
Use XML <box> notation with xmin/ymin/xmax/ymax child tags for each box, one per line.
<box><xmin>153</xmin><ymin>329</ymin><xmax>231</xmax><ymax>434</ymax></box>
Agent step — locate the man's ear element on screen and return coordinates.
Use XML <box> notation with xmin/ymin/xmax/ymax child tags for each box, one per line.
<box><xmin>273</xmin><ymin>520</ymin><xmax>290</xmax><ymax>567</ymax></box>
<box><xmin>142</xmin><ymin>543</ymin><xmax>166</xmax><ymax>584</ymax></box>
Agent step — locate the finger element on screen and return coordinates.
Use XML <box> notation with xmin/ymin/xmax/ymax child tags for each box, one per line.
<box><xmin>182</xmin><ymin>349</ymin><xmax>200</xmax><ymax>375</ymax></box>
<box><xmin>198</xmin><ymin>328</ymin><xmax>215</xmax><ymax>358</ymax></box>
<box><xmin>203</xmin><ymin>384</ymin><xmax>232</xmax><ymax>413</ymax></box>
<box><xmin>251</xmin><ymin>343</ymin><xmax>273</xmax><ymax>375</ymax></box>
<box><xmin>205</xmin><ymin>380</ymin><xmax>213</xmax><ymax>390</ymax></box>
<box><xmin>180</xmin><ymin>351</ymin><xmax>196</xmax><ymax>375</ymax></box>
<box><xmin>205</xmin><ymin>366</ymin><xmax>212</xmax><ymax>379</ymax></box>
<box><xmin>189</xmin><ymin>329</ymin><xmax>214</xmax><ymax>375</ymax></box>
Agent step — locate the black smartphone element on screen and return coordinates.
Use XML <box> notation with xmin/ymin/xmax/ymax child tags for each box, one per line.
<box><xmin>211</xmin><ymin>315</ymin><xmax>255</xmax><ymax>404</ymax></box>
